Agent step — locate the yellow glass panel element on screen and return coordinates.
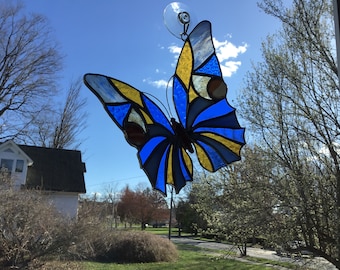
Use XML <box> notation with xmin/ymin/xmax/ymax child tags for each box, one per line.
<box><xmin>193</xmin><ymin>143</ymin><xmax>213</xmax><ymax>171</ymax></box>
<box><xmin>182</xmin><ymin>148</ymin><xmax>193</xmax><ymax>175</ymax></box>
<box><xmin>141</xmin><ymin>110</ymin><xmax>153</xmax><ymax>124</ymax></box>
<box><xmin>167</xmin><ymin>145</ymin><xmax>174</xmax><ymax>185</ymax></box>
<box><xmin>111</xmin><ymin>79</ymin><xmax>143</xmax><ymax>107</ymax></box>
<box><xmin>200</xmin><ymin>132</ymin><xmax>242</xmax><ymax>155</ymax></box>
<box><xmin>188</xmin><ymin>84</ymin><xmax>199</xmax><ymax>103</ymax></box>
<box><xmin>176</xmin><ymin>41</ymin><xmax>192</xmax><ymax>90</ymax></box>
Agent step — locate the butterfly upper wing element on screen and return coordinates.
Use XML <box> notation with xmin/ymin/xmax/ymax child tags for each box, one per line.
<box><xmin>173</xmin><ymin>21</ymin><xmax>246</xmax><ymax>172</ymax></box>
<box><xmin>84</xmin><ymin>74</ymin><xmax>193</xmax><ymax>195</ymax></box>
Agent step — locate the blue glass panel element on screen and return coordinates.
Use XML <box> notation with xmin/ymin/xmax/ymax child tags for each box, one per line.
<box><xmin>198</xmin><ymin>112</ymin><xmax>242</xmax><ymax>129</ymax></box>
<box><xmin>85</xmin><ymin>74</ymin><xmax>127</xmax><ymax>103</ymax></box>
<box><xmin>139</xmin><ymin>136</ymin><xmax>167</xmax><ymax>165</ymax></box>
<box><xmin>192</xmin><ymin>99</ymin><xmax>234</xmax><ymax>127</ymax></box>
<box><xmin>173</xmin><ymin>76</ymin><xmax>188</xmax><ymax>128</ymax></box>
<box><xmin>199</xmin><ymin>136</ymin><xmax>241</xmax><ymax>164</ymax></box>
<box><xmin>107</xmin><ymin>104</ymin><xmax>131</xmax><ymax>127</ymax></box>
<box><xmin>194</xmin><ymin>127</ymin><xmax>245</xmax><ymax>144</ymax></box>
<box><xmin>194</xmin><ymin>55</ymin><xmax>221</xmax><ymax>77</ymax></box>
<box><xmin>196</xmin><ymin>140</ymin><xmax>225</xmax><ymax>171</ymax></box>
<box><xmin>142</xmin><ymin>96</ymin><xmax>174</xmax><ymax>134</ymax></box>
<box><xmin>189</xmin><ymin>21</ymin><xmax>214</xmax><ymax>70</ymax></box>
<box><xmin>155</xmin><ymin>145</ymin><xmax>170</xmax><ymax>193</ymax></box>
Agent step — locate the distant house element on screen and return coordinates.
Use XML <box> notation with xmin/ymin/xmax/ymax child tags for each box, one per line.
<box><xmin>0</xmin><ymin>140</ymin><xmax>86</xmax><ymax>219</ymax></box>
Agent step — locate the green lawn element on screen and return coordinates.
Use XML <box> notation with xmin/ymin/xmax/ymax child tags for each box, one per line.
<box><xmin>144</xmin><ymin>226</ymin><xmax>192</xmax><ymax>237</ymax></box>
<box><xmin>80</xmin><ymin>244</ymin><xmax>277</xmax><ymax>270</ymax></box>
<box><xmin>42</xmin><ymin>228</ymin><xmax>293</xmax><ymax>269</ymax></box>
<box><xmin>144</xmin><ymin>227</ymin><xmax>171</xmax><ymax>235</ymax></box>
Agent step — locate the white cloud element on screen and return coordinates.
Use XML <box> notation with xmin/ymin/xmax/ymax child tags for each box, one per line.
<box><xmin>168</xmin><ymin>38</ymin><xmax>248</xmax><ymax>77</ymax></box>
<box><xmin>158</xmin><ymin>44</ymin><xmax>165</xmax><ymax>50</ymax></box>
<box><xmin>213</xmin><ymin>38</ymin><xmax>247</xmax><ymax>60</ymax></box>
<box><xmin>317</xmin><ymin>143</ymin><xmax>340</xmax><ymax>157</ymax></box>
<box><xmin>169</xmin><ymin>2</ymin><xmax>182</xmax><ymax>13</ymax></box>
<box><xmin>90</xmin><ymin>192</ymin><xmax>102</xmax><ymax>199</ymax></box>
<box><xmin>168</xmin><ymin>45</ymin><xmax>181</xmax><ymax>67</ymax></box>
<box><xmin>145</xmin><ymin>36</ymin><xmax>247</xmax><ymax>89</ymax></box>
<box><xmin>168</xmin><ymin>45</ymin><xmax>181</xmax><ymax>55</ymax></box>
<box><xmin>213</xmin><ymin>38</ymin><xmax>247</xmax><ymax>77</ymax></box>
<box><xmin>151</xmin><ymin>79</ymin><xmax>168</xmax><ymax>88</ymax></box>
<box><xmin>143</xmin><ymin>78</ymin><xmax>169</xmax><ymax>89</ymax></box>
<box><xmin>220</xmin><ymin>61</ymin><xmax>242</xmax><ymax>77</ymax></box>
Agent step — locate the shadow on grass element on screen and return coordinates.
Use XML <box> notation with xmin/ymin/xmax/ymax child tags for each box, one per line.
<box><xmin>176</xmin><ymin>243</ymin><xmax>203</xmax><ymax>252</ymax></box>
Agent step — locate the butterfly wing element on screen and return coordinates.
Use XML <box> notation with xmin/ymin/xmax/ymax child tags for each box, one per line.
<box><xmin>173</xmin><ymin>20</ymin><xmax>246</xmax><ymax>172</ymax></box>
<box><xmin>84</xmin><ymin>74</ymin><xmax>193</xmax><ymax>194</ymax></box>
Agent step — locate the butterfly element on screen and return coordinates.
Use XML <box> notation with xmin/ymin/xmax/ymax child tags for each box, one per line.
<box><xmin>84</xmin><ymin>20</ymin><xmax>245</xmax><ymax>195</ymax></box>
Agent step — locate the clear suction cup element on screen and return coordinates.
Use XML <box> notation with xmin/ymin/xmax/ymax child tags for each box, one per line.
<box><xmin>163</xmin><ymin>2</ymin><xmax>197</xmax><ymax>40</ymax></box>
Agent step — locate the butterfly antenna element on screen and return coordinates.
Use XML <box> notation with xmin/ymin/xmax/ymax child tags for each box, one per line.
<box><xmin>143</xmin><ymin>92</ymin><xmax>172</xmax><ymax>119</ymax></box>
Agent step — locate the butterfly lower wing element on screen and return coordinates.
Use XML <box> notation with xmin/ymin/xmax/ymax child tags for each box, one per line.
<box><xmin>173</xmin><ymin>21</ymin><xmax>246</xmax><ymax>171</ymax></box>
<box><xmin>140</xmin><ymin>141</ymin><xmax>193</xmax><ymax>194</ymax></box>
<box><xmin>84</xmin><ymin>73</ymin><xmax>193</xmax><ymax>194</ymax></box>
<box><xmin>192</xmin><ymin>100</ymin><xmax>245</xmax><ymax>171</ymax></box>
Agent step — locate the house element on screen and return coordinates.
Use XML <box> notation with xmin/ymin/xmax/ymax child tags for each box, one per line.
<box><xmin>0</xmin><ymin>140</ymin><xmax>86</xmax><ymax>219</ymax></box>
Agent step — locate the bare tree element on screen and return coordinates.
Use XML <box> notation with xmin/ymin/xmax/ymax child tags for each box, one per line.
<box><xmin>0</xmin><ymin>1</ymin><xmax>63</xmax><ymax>141</ymax></box>
<box><xmin>238</xmin><ymin>0</ymin><xmax>340</xmax><ymax>266</ymax></box>
<box><xmin>102</xmin><ymin>184</ymin><xmax>121</xmax><ymax>229</ymax></box>
<box><xmin>21</xmin><ymin>78</ymin><xmax>87</xmax><ymax>149</ymax></box>
<box><xmin>50</xmin><ymin>78</ymin><xmax>87</xmax><ymax>149</ymax></box>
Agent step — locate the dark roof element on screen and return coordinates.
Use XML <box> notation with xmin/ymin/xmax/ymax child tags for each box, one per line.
<box><xmin>19</xmin><ymin>145</ymin><xmax>86</xmax><ymax>193</ymax></box>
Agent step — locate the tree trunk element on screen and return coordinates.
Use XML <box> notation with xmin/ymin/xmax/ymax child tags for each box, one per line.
<box><xmin>238</xmin><ymin>242</ymin><xmax>247</xmax><ymax>257</ymax></box>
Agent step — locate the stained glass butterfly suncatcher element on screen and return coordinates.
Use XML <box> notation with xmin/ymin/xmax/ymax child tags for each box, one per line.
<box><xmin>84</xmin><ymin>20</ymin><xmax>246</xmax><ymax>195</ymax></box>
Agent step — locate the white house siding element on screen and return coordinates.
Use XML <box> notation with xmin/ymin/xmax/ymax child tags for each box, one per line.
<box><xmin>47</xmin><ymin>192</ymin><xmax>79</xmax><ymax>219</ymax></box>
<box><xmin>0</xmin><ymin>141</ymin><xmax>32</xmax><ymax>190</ymax></box>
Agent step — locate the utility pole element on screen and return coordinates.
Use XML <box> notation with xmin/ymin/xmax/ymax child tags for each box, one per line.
<box><xmin>168</xmin><ymin>186</ymin><xmax>174</xmax><ymax>240</ymax></box>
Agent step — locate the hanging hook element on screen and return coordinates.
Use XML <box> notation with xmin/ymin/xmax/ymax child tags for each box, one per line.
<box><xmin>178</xmin><ymin>11</ymin><xmax>190</xmax><ymax>40</ymax></box>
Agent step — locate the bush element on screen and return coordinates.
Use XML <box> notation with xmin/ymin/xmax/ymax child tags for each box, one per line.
<box><xmin>108</xmin><ymin>231</ymin><xmax>178</xmax><ymax>263</ymax></box>
<box><xmin>0</xmin><ymin>188</ymin><xmax>178</xmax><ymax>267</ymax></box>
<box><xmin>74</xmin><ymin>228</ymin><xmax>178</xmax><ymax>263</ymax></box>
<box><xmin>0</xmin><ymin>189</ymin><xmax>77</xmax><ymax>269</ymax></box>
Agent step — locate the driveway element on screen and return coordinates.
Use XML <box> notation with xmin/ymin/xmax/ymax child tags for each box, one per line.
<box><xmin>170</xmin><ymin>236</ymin><xmax>337</xmax><ymax>270</ymax></box>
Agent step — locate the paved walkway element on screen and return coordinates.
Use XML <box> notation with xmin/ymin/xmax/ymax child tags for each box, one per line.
<box><xmin>170</xmin><ymin>236</ymin><xmax>337</xmax><ymax>270</ymax></box>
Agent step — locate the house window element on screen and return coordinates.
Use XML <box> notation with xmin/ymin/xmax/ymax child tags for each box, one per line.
<box><xmin>0</xmin><ymin>159</ymin><xmax>13</xmax><ymax>173</ymax></box>
<box><xmin>15</xmin><ymin>160</ymin><xmax>24</xmax><ymax>173</ymax></box>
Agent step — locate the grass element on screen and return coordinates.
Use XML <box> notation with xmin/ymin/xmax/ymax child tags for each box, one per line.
<box><xmin>40</xmin><ymin>228</ymin><xmax>287</xmax><ymax>269</ymax></box>
<box><xmin>144</xmin><ymin>226</ymin><xmax>191</xmax><ymax>237</ymax></box>
<box><xmin>144</xmin><ymin>227</ymin><xmax>172</xmax><ymax>235</ymax></box>
<box><xmin>79</xmin><ymin>244</ymin><xmax>277</xmax><ymax>270</ymax></box>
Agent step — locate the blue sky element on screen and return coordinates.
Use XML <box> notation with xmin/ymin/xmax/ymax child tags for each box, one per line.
<box><xmin>21</xmin><ymin>0</ymin><xmax>282</xmax><ymax>197</ymax></box>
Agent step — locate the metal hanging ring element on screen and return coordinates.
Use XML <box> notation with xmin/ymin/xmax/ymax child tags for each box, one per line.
<box><xmin>178</xmin><ymin>11</ymin><xmax>190</xmax><ymax>24</ymax></box>
<box><xmin>178</xmin><ymin>11</ymin><xmax>190</xmax><ymax>41</ymax></box>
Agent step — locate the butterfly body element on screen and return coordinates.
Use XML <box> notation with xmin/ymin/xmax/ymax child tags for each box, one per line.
<box><xmin>84</xmin><ymin>21</ymin><xmax>245</xmax><ymax>195</ymax></box>
<box><xmin>170</xmin><ymin>118</ymin><xmax>194</xmax><ymax>153</ymax></box>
